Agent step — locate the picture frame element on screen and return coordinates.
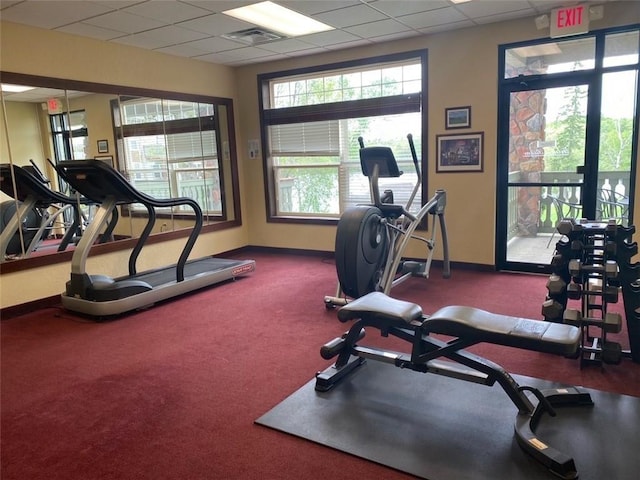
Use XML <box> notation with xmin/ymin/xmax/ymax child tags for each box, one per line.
<box><xmin>445</xmin><ymin>106</ymin><xmax>471</xmax><ymax>129</ymax></box>
<box><xmin>97</xmin><ymin>139</ymin><xmax>109</xmax><ymax>153</ymax></box>
<box><xmin>436</xmin><ymin>132</ymin><xmax>484</xmax><ymax>173</ymax></box>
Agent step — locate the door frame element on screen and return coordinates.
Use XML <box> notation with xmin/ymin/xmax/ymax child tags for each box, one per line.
<box><xmin>496</xmin><ymin>26</ymin><xmax>639</xmax><ymax>274</ymax></box>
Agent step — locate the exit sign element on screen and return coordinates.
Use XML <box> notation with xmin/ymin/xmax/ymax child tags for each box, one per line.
<box><xmin>550</xmin><ymin>4</ymin><xmax>589</xmax><ymax>38</ymax></box>
<box><xmin>47</xmin><ymin>98</ymin><xmax>63</xmax><ymax>114</ymax></box>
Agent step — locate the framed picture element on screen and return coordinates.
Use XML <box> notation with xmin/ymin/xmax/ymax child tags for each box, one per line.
<box><xmin>436</xmin><ymin>132</ymin><xmax>483</xmax><ymax>173</ymax></box>
<box><xmin>445</xmin><ymin>106</ymin><xmax>471</xmax><ymax>129</ymax></box>
<box><xmin>97</xmin><ymin>139</ymin><xmax>109</xmax><ymax>153</ymax></box>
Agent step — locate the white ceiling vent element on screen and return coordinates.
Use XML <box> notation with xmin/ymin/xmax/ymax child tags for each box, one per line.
<box><xmin>222</xmin><ymin>28</ymin><xmax>287</xmax><ymax>46</ymax></box>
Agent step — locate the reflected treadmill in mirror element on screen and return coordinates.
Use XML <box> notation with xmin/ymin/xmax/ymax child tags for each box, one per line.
<box><xmin>0</xmin><ymin>163</ymin><xmax>117</xmax><ymax>260</ymax></box>
<box><xmin>0</xmin><ymin>72</ymin><xmax>242</xmax><ymax>276</ymax></box>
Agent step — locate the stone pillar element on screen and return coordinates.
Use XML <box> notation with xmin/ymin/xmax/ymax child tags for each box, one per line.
<box><xmin>507</xmin><ymin>60</ymin><xmax>548</xmax><ymax>236</ymax></box>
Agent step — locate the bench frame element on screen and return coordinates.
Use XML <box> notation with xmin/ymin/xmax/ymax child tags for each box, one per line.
<box><xmin>316</xmin><ymin>293</ymin><xmax>593</xmax><ymax>480</ymax></box>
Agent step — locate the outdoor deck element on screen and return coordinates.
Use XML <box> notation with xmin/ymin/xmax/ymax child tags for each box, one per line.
<box><xmin>507</xmin><ymin>234</ymin><xmax>559</xmax><ymax>265</ymax></box>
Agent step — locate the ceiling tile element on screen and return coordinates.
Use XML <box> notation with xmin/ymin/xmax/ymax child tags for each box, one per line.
<box><xmin>418</xmin><ymin>19</ymin><xmax>475</xmax><ymax>35</ymax></box>
<box><xmin>122</xmin><ymin>0</ymin><xmax>212</xmax><ymax>24</ymax></box>
<box><xmin>180</xmin><ymin>0</ymin><xmax>256</xmax><ymax>14</ymax></box>
<box><xmin>185</xmin><ymin>36</ymin><xmax>245</xmax><ymax>53</ymax></box>
<box><xmin>369</xmin><ymin>0</ymin><xmax>450</xmax><ymax>17</ymax></box>
<box><xmin>111</xmin><ymin>25</ymin><xmax>209</xmax><ymax>49</ymax></box>
<box><xmin>345</xmin><ymin>18</ymin><xmax>412</xmax><ymax>38</ymax></box>
<box><xmin>194</xmin><ymin>46</ymin><xmax>280</xmax><ymax>63</ymax></box>
<box><xmin>82</xmin><ymin>10</ymin><xmax>166</xmax><ymax>34</ymax></box>
<box><xmin>367</xmin><ymin>30</ymin><xmax>423</xmax><ymax>42</ymax></box>
<box><xmin>0</xmin><ymin>0</ymin><xmax>23</xmax><ymax>7</ymax></box>
<box><xmin>257</xmin><ymin>38</ymin><xmax>321</xmax><ymax>54</ymax></box>
<box><xmin>155</xmin><ymin>43</ymin><xmax>214</xmax><ymax>57</ymax></box>
<box><xmin>324</xmin><ymin>38</ymin><xmax>373</xmax><ymax>51</ymax></box>
<box><xmin>398</xmin><ymin>6</ymin><xmax>467</xmax><ymax>29</ymax></box>
<box><xmin>0</xmin><ymin>0</ymin><xmax>112</xmax><ymax>29</ymax></box>
<box><xmin>314</xmin><ymin>4</ymin><xmax>389</xmax><ymax>28</ymax></box>
<box><xmin>457</xmin><ymin>0</ymin><xmax>537</xmax><ymax>18</ymax></box>
<box><xmin>474</xmin><ymin>9</ymin><xmax>538</xmax><ymax>25</ymax></box>
<box><xmin>177</xmin><ymin>13</ymin><xmax>253</xmax><ymax>35</ymax></box>
<box><xmin>300</xmin><ymin>29</ymin><xmax>363</xmax><ymax>47</ymax></box>
<box><xmin>527</xmin><ymin>0</ymin><xmax>575</xmax><ymax>13</ymax></box>
<box><xmin>90</xmin><ymin>1</ymin><xmax>147</xmax><ymax>8</ymax></box>
<box><xmin>56</xmin><ymin>22</ymin><xmax>126</xmax><ymax>41</ymax></box>
<box><xmin>279</xmin><ymin>1</ymin><xmax>362</xmax><ymax>16</ymax></box>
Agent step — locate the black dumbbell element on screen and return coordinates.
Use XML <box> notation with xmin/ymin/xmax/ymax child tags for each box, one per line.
<box><xmin>604</xmin><ymin>285</ymin><xmax>619</xmax><ymax>303</ymax></box>
<box><xmin>567</xmin><ymin>283</ymin><xmax>582</xmax><ymax>299</ymax></box>
<box><xmin>563</xmin><ymin>308</ymin><xmax>582</xmax><ymax>326</ymax></box>
<box><xmin>602</xmin><ymin>341</ymin><xmax>623</xmax><ymax>365</ymax></box>
<box><xmin>557</xmin><ymin>218</ymin><xmax>579</xmax><ymax>236</ymax></box>
<box><xmin>604</xmin><ymin>312</ymin><xmax>622</xmax><ymax>333</ymax></box>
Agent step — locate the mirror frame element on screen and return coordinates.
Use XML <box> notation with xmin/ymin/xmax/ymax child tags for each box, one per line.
<box><xmin>0</xmin><ymin>71</ymin><xmax>243</xmax><ymax>274</ymax></box>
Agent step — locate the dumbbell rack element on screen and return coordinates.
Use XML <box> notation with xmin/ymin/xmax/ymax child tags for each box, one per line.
<box><xmin>614</xmin><ymin>225</ymin><xmax>640</xmax><ymax>363</ymax></box>
<box><xmin>548</xmin><ymin>219</ymin><xmax>623</xmax><ymax>368</ymax></box>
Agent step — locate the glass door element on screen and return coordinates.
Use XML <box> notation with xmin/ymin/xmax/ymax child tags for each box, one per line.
<box><xmin>497</xmin><ymin>29</ymin><xmax>638</xmax><ymax>273</ymax></box>
<box><xmin>504</xmin><ymin>83</ymin><xmax>589</xmax><ymax>267</ymax></box>
<box><xmin>595</xmin><ymin>69</ymin><xmax>636</xmax><ymax>225</ymax></box>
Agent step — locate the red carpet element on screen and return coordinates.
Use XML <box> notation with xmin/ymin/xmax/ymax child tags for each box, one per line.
<box><xmin>2</xmin><ymin>251</ymin><xmax>639</xmax><ymax>480</ymax></box>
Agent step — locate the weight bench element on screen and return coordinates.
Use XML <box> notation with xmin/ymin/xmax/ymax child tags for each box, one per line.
<box><xmin>316</xmin><ymin>292</ymin><xmax>593</xmax><ymax>480</ymax></box>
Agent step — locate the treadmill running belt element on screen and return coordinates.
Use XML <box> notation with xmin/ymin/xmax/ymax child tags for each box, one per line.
<box><xmin>129</xmin><ymin>258</ymin><xmax>246</xmax><ymax>287</ymax></box>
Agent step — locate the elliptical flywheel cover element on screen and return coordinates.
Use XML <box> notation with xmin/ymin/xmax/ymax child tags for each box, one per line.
<box><xmin>335</xmin><ymin>205</ymin><xmax>387</xmax><ymax>298</ymax></box>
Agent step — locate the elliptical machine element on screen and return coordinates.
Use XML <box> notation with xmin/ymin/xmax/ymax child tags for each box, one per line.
<box><xmin>324</xmin><ymin>134</ymin><xmax>450</xmax><ymax>308</ymax></box>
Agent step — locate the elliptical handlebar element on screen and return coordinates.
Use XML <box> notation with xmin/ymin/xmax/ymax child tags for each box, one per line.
<box><xmin>406</xmin><ymin>133</ymin><xmax>422</xmax><ymax>183</ymax></box>
<box><xmin>404</xmin><ymin>133</ymin><xmax>422</xmax><ymax>213</ymax></box>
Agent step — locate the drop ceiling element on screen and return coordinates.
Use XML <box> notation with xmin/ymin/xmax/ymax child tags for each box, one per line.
<box><xmin>0</xmin><ymin>0</ymin><xmax>610</xmax><ymax>68</ymax></box>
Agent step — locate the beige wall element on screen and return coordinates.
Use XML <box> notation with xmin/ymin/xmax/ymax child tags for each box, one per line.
<box><xmin>1</xmin><ymin>1</ymin><xmax>639</xmax><ymax>308</ymax></box>
<box><xmin>1</xmin><ymin>101</ymin><xmax>46</xmax><ymax>167</ymax></box>
<box><xmin>235</xmin><ymin>1</ymin><xmax>640</xmax><ymax>266</ymax></box>
<box><xmin>68</xmin><ymin>93</ymin><xmax>117</xmax><ymax>159</ymax></box>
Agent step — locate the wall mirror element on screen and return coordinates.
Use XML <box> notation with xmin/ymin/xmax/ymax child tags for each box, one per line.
<box><xmin>0</xmin><ymin>71</ymin><xmax>241</xmax><ymax>273</ymax></box>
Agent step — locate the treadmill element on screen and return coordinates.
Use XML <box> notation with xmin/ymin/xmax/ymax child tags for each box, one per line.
<box><xmin>57</xmin><ymin>160</ymin><xmax>255</xmax><ymax>317</ymax></box>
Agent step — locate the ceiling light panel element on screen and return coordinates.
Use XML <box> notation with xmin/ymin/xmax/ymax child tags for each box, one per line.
<box><xmin>1</xmin><ymin>84</ymin><xmax>36</xmax><ymax>93</ymax></box>
<box><xmin>222</xmin><ymin>1</ymin><xmax>334</xmax><ymax>37</ymax></box>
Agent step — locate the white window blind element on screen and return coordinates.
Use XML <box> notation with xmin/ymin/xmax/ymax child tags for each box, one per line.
<box><xmin>166</xmin><ymin>131</ymin><xmax>217</xmax><ymax>162</ymax></box>
<box><xmin>270</xmin><ymin>121</ymin><xmax>340</xmax><ymax>156</ymax></box>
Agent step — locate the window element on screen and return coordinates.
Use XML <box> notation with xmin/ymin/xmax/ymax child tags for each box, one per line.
<box><xmin>50</xmin><ymin>110</ymin><xmax>88</xmax><ymax>161</ymax></box>
<box><xmin>504</xmin><ymin>37</ymin><xmax>596</xmax><ymax>78</ymax></box>
<box><xmin>259</xmin><ymin>51</ymin><xmax>427</xmax><ymax>221</ymax></box>
<box><xmin>113</xmin><ymin>97</ymin><xmax>222</xmax><ymax>217</ymax></box>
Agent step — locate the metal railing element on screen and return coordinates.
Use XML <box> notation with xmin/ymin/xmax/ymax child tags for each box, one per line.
<box><xmin>508</xmin><ymin>171</ymin><xmax>630</xmax><ymax>241</ymax></box>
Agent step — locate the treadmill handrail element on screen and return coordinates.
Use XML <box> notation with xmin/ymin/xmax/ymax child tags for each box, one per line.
<box><xmin>58</xmin><ymin>160</ymin><xmax>203</xmax><ymax>283</ymax></box>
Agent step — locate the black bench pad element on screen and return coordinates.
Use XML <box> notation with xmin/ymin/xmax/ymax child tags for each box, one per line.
<box><xmin>337</xmin><ymin>292</ymin><xmax>580</xmax><ymax>357</ymax></box>
<box><xmin>338</xmin><ymin>292</ymin><xmax>423</xmax><ymax>323</ymax></box>
<box><xmin>427</xmin><ymin>305</ymin><xmax>580</xmax><ymax>356</ymax></box>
